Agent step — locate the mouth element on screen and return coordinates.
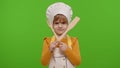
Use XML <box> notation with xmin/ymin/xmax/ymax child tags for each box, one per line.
<box><xmin>57</xmin><ymin>29</ymin><xmax>64</xmax><ymax>31</ymax></box>
<box><xmin>55</xmin><ymin>29</ymin><xmax>65</xmax><ymax>35</ymax></box>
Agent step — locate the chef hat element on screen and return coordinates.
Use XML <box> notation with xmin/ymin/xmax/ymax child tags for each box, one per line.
<box><xmin>46</xmin><ymin>2</ymin><xmax>73</xmax><ymax>24</ymax></box>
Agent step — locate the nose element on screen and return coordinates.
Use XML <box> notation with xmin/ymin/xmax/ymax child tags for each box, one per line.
<box><xmin>58</xmin><ymin>23</ymin><xmax>62</xmax><ymax>27</ymax></box>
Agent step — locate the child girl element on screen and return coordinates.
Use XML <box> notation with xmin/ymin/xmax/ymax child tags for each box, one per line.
<box><xmin>41</xmin><ymin>2</ymin><xmax>81</xmax><ymax>68</ymax></box>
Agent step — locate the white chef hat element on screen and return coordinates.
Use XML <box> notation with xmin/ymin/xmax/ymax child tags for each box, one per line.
<box><xmin>46</xmin><ymin>2</ymin><xmax>73</xmax><ymax>24</ymax></box>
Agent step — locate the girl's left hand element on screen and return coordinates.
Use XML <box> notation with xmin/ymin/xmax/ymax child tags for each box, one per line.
<box><xmin>59</xmin><ymin>42</ymin><xmax>67</xmax><ymax>52</ymax></box>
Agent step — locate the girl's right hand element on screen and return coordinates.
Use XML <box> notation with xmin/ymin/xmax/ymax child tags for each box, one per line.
<box><xmin>49</xmin><ymin>41</ymin><xmax>58</xmax><ymax>52</ymax></box>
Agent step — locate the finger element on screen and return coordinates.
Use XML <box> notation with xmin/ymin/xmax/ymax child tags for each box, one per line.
<box><xmin>59</xmin><ymin>42</ymin><xmax>65</xmax><ymax>45</ymax></box>
<box><xmin>54</xmin><ymin>41</ymin><xmax>59</xmax><ymax>45</ymax></box>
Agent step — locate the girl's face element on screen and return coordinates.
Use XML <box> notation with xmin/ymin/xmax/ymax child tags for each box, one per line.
<box><xmin>53</xmin><ymin>14</ymin><xmax>68</xmax><ymax>36</ymax></box>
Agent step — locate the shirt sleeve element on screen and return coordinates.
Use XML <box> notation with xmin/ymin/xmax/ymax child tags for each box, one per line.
<box><xmin>41</xmin><ymin>38</ymin><xmax>52</xmax><ymax>66</ymax></box>
<box><xmin>64</xmin><ymin>38</ymin><xmax>81</xmax><ymax>66</ymax></box>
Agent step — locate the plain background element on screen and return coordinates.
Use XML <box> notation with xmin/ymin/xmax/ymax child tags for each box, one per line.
<box><xmin>0</xmin><ymin>0</ymin><xmax>120</xmax><ymax>68</ymax></box>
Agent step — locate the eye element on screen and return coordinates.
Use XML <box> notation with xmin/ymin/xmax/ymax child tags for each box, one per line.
<box><xmin>62</xmin><ymin>22</ymin><xmax>65</xmax><ymax>24</ymax></box>
<box><xmin>54</xmin><ymin>22</ymin><xmax>59</xmax><ymax>24</ymax></box>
